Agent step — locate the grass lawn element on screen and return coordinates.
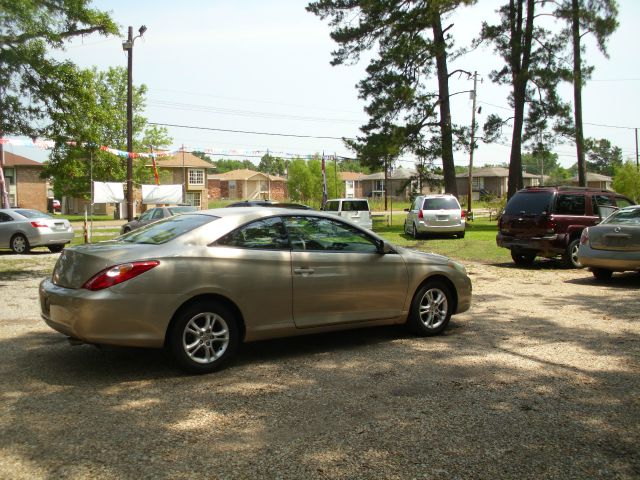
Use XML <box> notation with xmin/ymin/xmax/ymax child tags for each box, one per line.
<box><xmin>373</xmin><ymin>214</ymin><xmax>509</xmax><ymax>263</ymax></box>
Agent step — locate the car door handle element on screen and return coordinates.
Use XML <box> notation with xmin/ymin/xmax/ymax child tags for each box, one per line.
<box><xmin>294</xmin><ymin>267</ymin><xmax>315</xmax><ymax>275</ymax></box>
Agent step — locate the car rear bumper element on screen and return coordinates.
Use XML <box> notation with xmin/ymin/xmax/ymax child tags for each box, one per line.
<box><xmin>496</xmin><ymin>233</ymin><xmax>562</xmax><ymax>254</ymax></box>
<box><xmin>39</xmin><ymin>278</ymin><xmax>174</xmax><ymax>348</ymax></box>
<box><xmin>29</xmin><ymin>230</ymin><xmax>74</xmax><ymax>247</ymax></box>
<box><xmin>578</xmin><ymin>247</ymin><xmax>640</xmax><ymax>271</ymax></box>
<box><xmin>417</xmin><ymin>221</ymin><xmax>465</xmax><ymax>234</ymax></box>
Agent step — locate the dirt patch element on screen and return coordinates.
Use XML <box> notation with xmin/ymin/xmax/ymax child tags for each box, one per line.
<box><xmin>0</xmin><ymin>259</ymin><xmax>638</xmax><ymax>479</ymax></box>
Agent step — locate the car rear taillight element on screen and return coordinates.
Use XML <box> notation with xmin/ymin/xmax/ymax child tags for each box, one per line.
<box><xmin>461</xmin><ymin>210</ymin><xmax>466</xmax><ymax>219</ymax></box>
<box><xmin>418</xmin><ymin>210</ymin><xmax>424</xmax><ymax>219</ymax></box>
<box><xmin>580</xmin><ymin>228</ymin><xmax>589</xmax><ymax>245</ymax></box>
<box><xmin>545</xmin><ymin>217</ymin><xmax>556</xmax><ymax>234</ymax></box>
<box><xmin>83</xmin><ymin>261</ymin><xmax>160</xmax><ymax>291</ymax></box>
<box><xmin>31</xmin><ymin>221</ymin><xmax>49</xmax><ymax>228</ymax></box>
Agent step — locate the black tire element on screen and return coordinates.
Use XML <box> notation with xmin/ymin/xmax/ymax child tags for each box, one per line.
<box><xmin>563</xmin><ymin>238</ymin><xmax>583</xmax><ymax>268</ymax></box>
<box><xmin>122</xmin><ymin>226</ymin><xmax>131</xmax><ymax>234</ymax></box>
<box><xmin>412</xmin><ymin>223</ymin><xmax>421</xmax><ymax>240</ymax></box>
<box><xmin>406</xmin><ymin>280</ymin><xmax>453</xmax><ymax>336</ymax></box>
<box><xmin>168</xmin><ymin>301</ymin><xmax>239</xmax><ymax>374</ymax></box>
<box><xmin>457</xmin><ymin>230</ymin><xmax>465</xmax><ymax>239</ymax></box>
<box><xmin>48</xmin><ymin>244</ymin><xmax>64</xmax><ymax>253</ymax></box>
<box><xmin>10</xmin><ymin>234</ymin><xmax>30</xmax><ymax>254</ymax></box>
<box><xmin>592</xmin><ymin>268</ymin><xmax>613</xmax><ymax>281</ymax></box>
<box><xmin>511</xmin><ymin>250</ymin><xmax>536</xmax><ymax>266</ymax></box>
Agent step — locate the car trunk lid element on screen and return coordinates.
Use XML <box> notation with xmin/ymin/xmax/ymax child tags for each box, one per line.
<box><xmin>52</xmin><ymin>242</ymin><xmax>160</xmax><ymax>289</ymax></box>
<box><xmin>589</xmin><ymin>225</ymin><xmax>640</xmax><ymax>252</ymax></box>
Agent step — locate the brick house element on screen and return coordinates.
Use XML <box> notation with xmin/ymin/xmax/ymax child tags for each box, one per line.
<box><xmin>455</xmin><ymin>167</ymin><xmax>540</xmax><ymax>199</ymax></box>
<box><xmin>1</xmin><ymin>152</ymin><xmax>47</xmax><ymax>211</ymax></box>
<box><xmin>208</xmin><ymin>169</ymin><xmax>287</xmax><ymax>202</ymax></box>
<box><xmin>151</xmin><ymin>152</ymin><xmax>215</xmax><ymax>209</ymax></box>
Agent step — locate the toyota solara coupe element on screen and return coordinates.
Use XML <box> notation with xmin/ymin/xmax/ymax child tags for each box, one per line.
<box><xmin>40</xmin><ymin>208</ymin><xmax>472</xmax><ymax>373</ymax></box>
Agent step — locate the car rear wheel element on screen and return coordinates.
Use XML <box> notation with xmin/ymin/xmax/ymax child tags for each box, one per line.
<box><xmin>406</xmin><ymin>280</ymin><xmax>453</xmax><ymax>336</ymax></box>
<box><xmin>168</xmin><ymin>301</ymin><xmax>239</xmax><ymax>374</ymax></box>
<box><xmin>563</xmin><ymin>238</ymin><xmax>583</xmax><ymax>268</ymax></box>
<box><xmin>412</xmin><ymin>223</ymin><xmax>421</xmax><ymax>240</ymax></box>
<box><xmin>10</xmin><ymin>234</ymin><xmax>30</xmax><ymax>254</ymax></box>
<box><xmin>457</xmin><ymin>230</ymin><xmax>465</xmax><ymax>239</ymax></box>
<box><xmin>122</xmin><ymin>226</ymin><xmax>131</xmax><ymax>234</ymax></box>
<box><xmin>511</xmin><ymin>250</ymin><xmax>536</xmax><ymax>266</ymax></box>
<box><xmin>592</xmin><ymin>268</ymin><xmax>613</xmax><ymax>281</ymax></box>
<box><xmin>48</xmin><ymin>245</ymin><xmax>64</xmax><ymax>253</ymax></box>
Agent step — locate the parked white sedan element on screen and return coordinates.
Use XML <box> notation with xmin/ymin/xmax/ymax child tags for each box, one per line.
<box><xmin>0</xmin><ymin>209</ymin><xmax>74</xmax><ymax>253</ymax></box>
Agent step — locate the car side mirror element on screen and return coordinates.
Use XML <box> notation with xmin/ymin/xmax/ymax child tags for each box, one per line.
<box><xmin>376</xmin><ymin>239</ymin><xmax>395</xmax><ymax>254</ymax></box>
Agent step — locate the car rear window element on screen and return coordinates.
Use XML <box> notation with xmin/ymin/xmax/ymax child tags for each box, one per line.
<box><xmin>504</xmin><ymin>192</ymin><xmax>554</xmax><ymax>215</ymax></box>
<box><xmin>14</xmin><ymin>209</ymin><xmax>51</xmax><ymax>219</ymax></box>
<box><xmin>422</xmin><ymin>197</ymin><xmax>460</xmax><ymax>210</ymax></box>
<box><xmin>342</xmin><ymin>200</ymin><xmax>369</xmax><ymax>212</ymax></box>
<box><xmin>120</xmin><ymin>214</ymin><xmax>217</xmax><ymax>244</ymax></box>
<box><xmin>602</xmin><ymin>207</ymin><xmax>640</xmax><ymax>225</ymax></box>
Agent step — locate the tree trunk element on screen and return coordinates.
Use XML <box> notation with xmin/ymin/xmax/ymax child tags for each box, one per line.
<box><xmin>572</xmin><ymin>0</ymin><xmax>587</xmax><ymax>186</ymax></box>
<box><xmin>507</xmin><ymin>0</ymin><xmax>535</xmax><ymax>199</ymax></box>
<box><xmin>432</xmin><ymin>14</ymin><xmax>457</xmax><ymax>196</ymax></box>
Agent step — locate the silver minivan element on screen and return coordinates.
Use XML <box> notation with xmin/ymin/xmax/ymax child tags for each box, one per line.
<box><xmin>404</xmin><ymin>194</ymin><xmax>466</xmax><ymax>239</ymax></box>
<box><xmin>323</xmin><ymin>198</ymin><xmax>373</xmax><ymax>230</ymax></box>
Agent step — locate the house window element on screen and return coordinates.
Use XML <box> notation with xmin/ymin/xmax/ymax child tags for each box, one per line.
<box><xmin>345</xmin><ymin>180</ymin><xmax>355</xmax><ymax>198</ymax></box>
<box><xmin>185</xmin><ymin>192</ymin><xmax>201</xmax><ymax>208</ymax></box>
<box><xmin>188</xmin><ymin>169</ymin><xmax>204</xmax><ymax>186</ymax></box>
<box><xmin>259</xmin><ymin>180</ymin><xmax>268</xmax><ymax>193</ymax></box>
<box><xmin>472</xmin><ymin>177</ymin><xmax>484</xmax><ymax>189</ymax></box>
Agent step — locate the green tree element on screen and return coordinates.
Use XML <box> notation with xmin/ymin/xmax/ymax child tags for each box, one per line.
<box><xmin>479</xmin><ymin>0</ymin><xmax>571</xmax><ymax>198</ymax></box>
<box><xmin>257</xmin><ymin>153</ymin><xmax>288</xmax><ymax>176</ymax></box>
<box><xmin>287</xmin><ymin>157</ymin><xmax>339</xmax><ymax>206</ymax></box>
<box><xmin>214</xmin><ymin>159</ymin><xmax>255</xmax><ymax>174</ymax></box>
<box><xmin>43</xmin><ymin>67</ymin><xmax>159</xmax><ymax>199</ymax></box>
<box><xmin>584</xmin><ymin>137</ymin><xmax>623</xmax><ymax>177</ymax></box>
<box><xmin>521</xmin><ymin>145</ymin><xmax>560</xmax><ymax>176</ymax></box>
<box><xmin>339</xmin><ymin>158</ymin><xmax>370</xmax><ymax>174</ymax></box>
<box><xmin>612</xmin><ymin>162</ymin><xmax>640</xmax><ymax>202</ymax></box>
<box><xmin>554</xmin><ymin>0</ymin><xmax>619</xmax><ymax>186</ymax></box>
<box><xmin>308</xmin><ymin>0</ymin><xmax>476</xmax><ymax>196</ymax></box>
<box><xmin>0</xmin><ymin>0</ymin><xmax>117</xmax><ymax>207</ymax></box>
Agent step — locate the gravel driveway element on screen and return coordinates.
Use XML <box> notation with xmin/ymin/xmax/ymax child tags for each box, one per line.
<box><xmin>0</xmin><ymin>252</ymin><xmax>638</xmax><ymax>479</ymax></box>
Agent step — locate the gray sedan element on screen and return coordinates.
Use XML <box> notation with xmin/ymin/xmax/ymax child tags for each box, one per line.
<box><xmin>40</xmin><ymin>208</ymin><xmax>472</xmax><ymax>374</ymax></box>
<box><xmin>578</xmin><ymin>205</ymin><xmax>640</xmax><ymax>281</ymax></box>
<box><xmin>0</xmin><ymin>209</ymin><xmax>74</xmax><ymax>253</ymax></box>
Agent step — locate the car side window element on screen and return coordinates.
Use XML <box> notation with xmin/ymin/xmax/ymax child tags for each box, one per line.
<box><xmin>592</xmin><ymin>195</ymin><xmax>617</xmax><ymax>217</ymax></box>
<box><xmin>283</xmin><ymin>216</ymin><xmax>378</xmax><ymax>253</ymax></box>
<box><xmin>151</xmin><ymin>209</ymin><xmax>164</xmax><ymax>220</ymax></box>
<box><xmin>216</xmin><ymin>217</ymin><xmax>289</xmax><ymax>250</ymax></box>
<box><xmin>139</xmin><ymin>210</ymin><xmax>153</xmax><ymax>221</ymax></box>
<box><xmin>412</xmin><ymin>198</ymin><xmax>421</xmax><ymax>210</ymax></box>
<box><xmin>556</xmin><ymin>194</ymin><xmax>585</xmax><ymax>215</ymax></box>
<box><xmin>0</xmin><ymin>212</ymin><xmax>13</xmax><ymax>222</ymax></box>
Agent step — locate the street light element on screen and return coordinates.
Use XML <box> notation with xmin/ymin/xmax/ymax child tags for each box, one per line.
<box><xmin>122</xmin><ymin>25</ymin><xmax>147</xmax><ymax>221</ymax></box>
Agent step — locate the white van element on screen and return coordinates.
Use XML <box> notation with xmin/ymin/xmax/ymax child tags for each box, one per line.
<box><xmin>323</xmin><ymin>198</ymin><xmax>373</xmax><ymax>230</ymax></box>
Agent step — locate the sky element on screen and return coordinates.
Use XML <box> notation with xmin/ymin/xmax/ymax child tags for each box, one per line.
<box><xmin>8</xmin><ymin>0</ymin><xmax>640</xmax><ymax>171</ymax></box>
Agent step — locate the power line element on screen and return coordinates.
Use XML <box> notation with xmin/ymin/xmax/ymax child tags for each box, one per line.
<box><xmin>149</xmin><ymin>121</ymin><xmax>353</xmax><ymax>140</ymax></box>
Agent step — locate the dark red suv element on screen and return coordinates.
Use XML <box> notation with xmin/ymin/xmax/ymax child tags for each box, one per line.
<box><xmin>497</xmin><ymin>186</ymin><xmax>635</xmax><ymax>267</ymax></box>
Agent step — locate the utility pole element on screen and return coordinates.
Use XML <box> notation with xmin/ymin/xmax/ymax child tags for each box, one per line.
<box><xmin>635</xmin><ymin>128</ymin><xmax>638</xmax><ymax>171</ymax></box>
<box><xmin>466</xmin><ymin>71</ymin><xmax>478</xmax><ymax>215</ymax></box>
<box><xmin>122</xmin><ymin>25</ymin><xmax>147</xmax><ymax>221</ymax></box>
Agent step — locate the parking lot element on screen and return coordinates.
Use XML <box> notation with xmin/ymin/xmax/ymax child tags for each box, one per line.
<box><xmin>0</xmin><ymin>252</ymin><xmax>638</xmax><ymax>479</ymax></box>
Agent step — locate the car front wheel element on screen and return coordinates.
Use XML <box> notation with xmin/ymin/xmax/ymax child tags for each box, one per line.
<box><xmin>10</xmin><ymin>234</ymin><xmax>30</xmax><ymax>254</ymax></box>
<box><xmin>168</xmin><ymin>301</ymin><xmax>239</xmax><ymax>374</ymax></box>
<box><xmin>407</xmin><ymin>280</ymin><xmax>453</xmax><ymax>336</ymax></box>
<box><xmin>48</xmin><ymin>245</ymin><xmax>64</xmax><ymax>253</ymax></box>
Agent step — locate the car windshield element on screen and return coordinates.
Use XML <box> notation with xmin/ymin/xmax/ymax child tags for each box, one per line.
<box><xmin>602</xmin><ymin>208</ymin><xmax>640</xmax><ymax>225</ymax></box>
<box><xmin>422</xmin><ymin>198</ymin><xmax>459</xmax><ymax>210</ymax></box>
<box><xmin>504</xmin><ymin>192</ymin><xmax>554</xmax><ymax>215</ymax></box>
<box><xmin>119</xmin><ymin>214</ymin><xmax>217</xmax><ymax>244</ymax></box>
<box><xmin>14</xmin><ymin>209</ymin><xmax>51</xmax><ymax>219</ymax></box>
<box><xmin>168</xmin><ymin>206</ymin><xmax>198</xmax><ymax>215</ymax></box>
